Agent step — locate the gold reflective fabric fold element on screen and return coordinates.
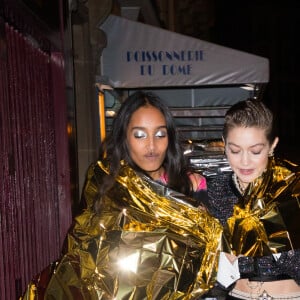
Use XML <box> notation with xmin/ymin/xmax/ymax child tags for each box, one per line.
<box><xmin>227</xmin><ymin>158</ymin><xmax>300</xmax><ymax>257</ymax></box>
<box><xmin>21</xmin><ymin>160</ymin><xmax>224</xmax><ymax>300</ymax></box>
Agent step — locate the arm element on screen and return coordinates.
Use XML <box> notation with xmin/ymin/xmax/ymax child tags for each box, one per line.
<box><xmin>276</xmin><ymin>249</ymin><xmax>300</xmax><ymax>285</ymax></box>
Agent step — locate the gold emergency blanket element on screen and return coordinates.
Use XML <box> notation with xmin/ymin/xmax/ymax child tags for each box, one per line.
<box><xmin>22</xmin><ymin>161</ymin><xmax>224</xmax><ymax>299</ymax></box>
<box><xmin>227</xmin><ymin>157</ymin><xmax>300</xmax><ymax>257</ymax></box>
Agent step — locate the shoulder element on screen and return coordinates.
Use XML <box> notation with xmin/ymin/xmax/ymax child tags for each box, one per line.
<box><xmin>207</xmin><ymin>172</ymin><xmax>231</xmax><ymax>188</ymax></box>
<box><xmin>206</xmin><ymin>172</ymin><xmax>239</xmax><ymax>200</ymax></box>
<box><xmin>188</xmin><ymin>172</ymin><xmax>207</xmax><ymax>192</ymax></box>
<box><xmin>206</xmin><ymin>172</ymin><xmax>238</xmax><ymax>224</ymax></box>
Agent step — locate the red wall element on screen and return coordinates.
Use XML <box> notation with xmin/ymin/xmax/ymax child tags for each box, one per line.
<box><xmin>0</xmin><ymin>19</ymin><xmax>72</xmax><ymax>299</ymax></box>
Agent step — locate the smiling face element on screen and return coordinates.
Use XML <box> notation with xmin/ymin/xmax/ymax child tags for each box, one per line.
<box><xmin>126</xmin><ymin>105</ymin><xmax>168</xmax><ymax>180</ymax></box>
<box><xmin>225</xmin><ymin>126</ymin><xmax>278</xmax><ymax>189</ymax></box>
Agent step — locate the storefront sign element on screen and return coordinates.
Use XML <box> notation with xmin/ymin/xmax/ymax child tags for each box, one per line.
<box><xmin>100</xmin><ymin>15</ymin><xmax>269</xmax><ymax>88</ymax></box>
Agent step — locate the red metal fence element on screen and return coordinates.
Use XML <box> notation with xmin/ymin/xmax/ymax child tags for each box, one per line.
<box><xmin>0</xmin><ymin>18</ymin><xmax>72</xmax><ymax>299</ymax></box>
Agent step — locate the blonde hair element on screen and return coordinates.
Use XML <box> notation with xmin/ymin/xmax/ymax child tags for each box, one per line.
<box><xmin>223</xmin><ymin>98</ymin><xmax>276</xmax><ymax>144</ymax></box>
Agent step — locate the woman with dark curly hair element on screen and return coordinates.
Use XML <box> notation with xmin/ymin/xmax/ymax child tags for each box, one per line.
<box><xmin>21</xmin><ymin>91</ymin><xmax>222</xmax><ymax>300</ymax></box>
<box><xmin>90</xmin><ymin>90</ymin><xmax>207</xmax><ymax>211</ymax></box>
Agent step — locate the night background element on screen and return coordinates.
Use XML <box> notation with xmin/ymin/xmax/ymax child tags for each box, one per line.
<box><xmin>164</xmin><ymin>0</ymin><xmax>299</xmax><ymax>162</ymax></box>
<box><xmin>0</xmin><ymin>1</ymin><xmax>299</xmax><ymax>298</ymax></box>
<box><xmin>213</xmin><ymin>1</ymin><xmax>299</xmax><ymax>162</ymax></box>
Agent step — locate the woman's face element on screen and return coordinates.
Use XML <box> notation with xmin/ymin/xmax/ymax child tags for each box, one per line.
<box><xmin>225</xmin><ymin>126</ymin><xmax>278</xmax><ymax>188</ymax></box>
<box><xmin>126</xmin><ymin>105</ymin><xmax>168</xmax><ymax>180</ymax></box>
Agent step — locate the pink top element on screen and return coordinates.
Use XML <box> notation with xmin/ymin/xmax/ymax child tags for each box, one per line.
<box><xmin>158</xmin><ymin>172</ymin><xmax>207</xmax><ymax>192</ymax></box>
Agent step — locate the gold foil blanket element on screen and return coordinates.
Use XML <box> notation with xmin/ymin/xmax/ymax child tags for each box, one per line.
<box><xmin>22</xmin><ymin>161</ymin><xmax>224</xmax><ymax>299</ymax></box>
<box><xmin>226</xmin><ymin>158</ymin><xmax>300</xmax><ymax>257</ymax></box>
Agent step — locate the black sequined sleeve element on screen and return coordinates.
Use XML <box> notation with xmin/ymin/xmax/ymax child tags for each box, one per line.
<box><xmin>276</xmin><ymin>249</ymin><xmax>300</xmax><ymax>285</ymax></box>
<box><xmin>206</xmin><ymin>173</ymin><xmax>239</xmax><ymax>225</ymax></box>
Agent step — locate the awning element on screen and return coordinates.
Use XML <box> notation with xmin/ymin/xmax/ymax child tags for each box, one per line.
<box><xmin>99</xmin><ymin>14</ymin><xmax>269</xmax><ymax>89</ymax></box>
